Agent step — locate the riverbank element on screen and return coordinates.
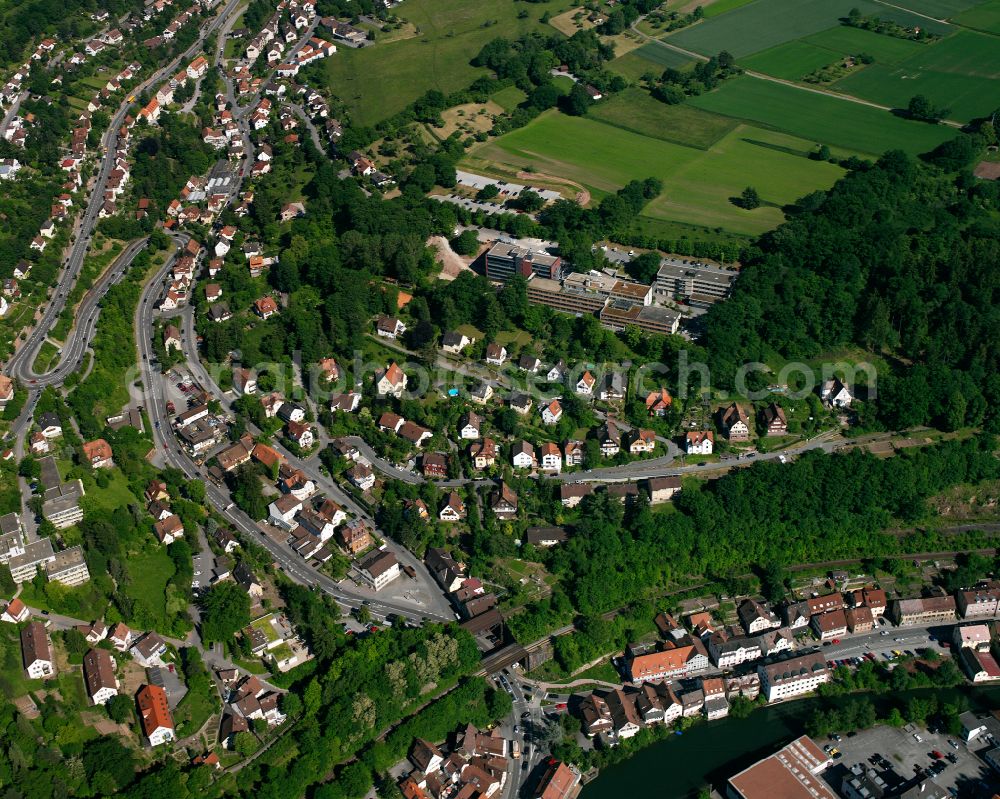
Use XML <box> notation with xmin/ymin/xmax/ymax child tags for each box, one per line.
<box><xmin>578</xmin><ymin>686</ymin><xmax>1000</xmax><ymax>799</ymax></box>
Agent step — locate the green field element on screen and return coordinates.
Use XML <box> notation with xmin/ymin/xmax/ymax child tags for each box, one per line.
<box><xmin>742</xmin><ymin>40</ymin><xmax>842</xmax><ymax>80</ymax></box>
<box><xmin>666</xmin><ymin>0</ymin><xmax>951</xmax><ymax>58</ymax></box>
<box><xmin>703</xmin><ymin>0</ymin><xmax>759</xmax><ymax>17</ymax></box>
<box><xmin>890</xmin><ymin>0</ymin><xmax>983</xmax><ymax>16</ymax></box>
<box><xmin>833</xmin><ymin>62</ymin><xmax>997</xmax><ymax>122</ymax></box>
<box><xmin>688</xmin><ymin>75</ymin><xmax>956</xmax><ymax>154</ymax></box>
<box><xmin>463</xmin><ymin>109</ymin><xmax>847</xmax><ymax>235</ymax></box>
<box><xmin>322</xmin><ymin>0</ymin><xmax>566</xmax><ymax>126</ymax></box>
<box><xmin>956</xmin><ymin>0</ymin><xmax>1000</xmax><ymax>32</ymax></box>
<box><xmin>829</xmin><ymin>30</ymin><xmax>1000</xmax><ymax>122</ymax></box>
<box><xmin>607</xmin><ymin>42</ymin><xmax>694</xmax><ymax>81</ymax></box>
<box><xmin>492</xmin><ymin>85</ymin><xmax>527</xmax><ymax>111</ymax></box>
<box><xmin>587</xmin><ymin>88</ymin><xmax>738</xmax><ymax>149</ymax></box>
<box><xmin>801</xmin><ymin>25</ymin><xmax>925</xmax><ymax>64</ymax></box>
<box><xmin>124</xmin><ymin>547</ymin><xmax>176</xmax><ymax>630</ymax></box>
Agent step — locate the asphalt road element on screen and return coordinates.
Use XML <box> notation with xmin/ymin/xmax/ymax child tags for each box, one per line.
<box><xmin>135</xmin><ymin>235</ymin><xmax>454</xmax><ymax>626</ymax></box>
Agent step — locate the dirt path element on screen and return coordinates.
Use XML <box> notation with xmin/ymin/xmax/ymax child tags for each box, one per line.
<box><xmin>516</xmin><ymin>171</ymin><xmax>591</xmax><ymax>206</ymax></box>
<box><xmin>428</xmin><ymin>235</ymin><xmax>477</xmax><ymax>281</ymax></box>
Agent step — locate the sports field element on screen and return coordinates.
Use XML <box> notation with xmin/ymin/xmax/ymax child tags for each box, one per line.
<box><xmin>666</xmin><ymin>0</ymin><xmax>952</xmax><ymax>58</ymax></box>
<box><xmin>956</xmin><ymin>0</ymin><xmax>1000</xmax><ymax>32</ymax></box>
<box><xmin>322</xmin><ymin>0</ymin><xmax>565</xmax><ymax>126</ymax></box>
<box><xmin>688</xmin><ymin>75</ymin><xmax>957</xmax><ymax>155</ymax></box>
<box><xmin>462</xmin><ymin>109</ymin><xmax>847</xmax><ymax>236</ymax></box>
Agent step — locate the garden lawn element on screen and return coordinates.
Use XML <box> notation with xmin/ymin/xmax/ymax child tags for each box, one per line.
<box><xmin>79</xmin><ymin>468</ymin><xmax>138</xmax><ymax>515</ymax></box>
<box><xmin>124</xmin><ymin>547</ymin><xmax>176</xmax><ymax>630</ymax></box>
<box><xmin>956</xmin><ymin>0</ymin><xmax>1000</xmax><ymax>32</ymax></box>
<box><xmin>321</xmin><ymin>0</ymin><xmax>566</xmax><ymax>126</ymax></box>
<box><xmin>687</xmin><ymin>75</ymin><xmax>956</xmax><ymax>154</ymax></box>
<box><xmin>491</xmin><ymin>85</ymin><xmax>526</xmax><ymax>111</ymax></box>
<box><xmin>586</xmin><ymin>88</ymin><xmax>738</xmax><ymax>149</ymax></box>
<box><xmin>463</xmin><ymin>109</ymin><xmax>847</xmax><ymax>236</ymax></box>
<box><xmin>666</xmin><ymin>0</ymin><xmax>951</xmax><ymax>58</ymax></box>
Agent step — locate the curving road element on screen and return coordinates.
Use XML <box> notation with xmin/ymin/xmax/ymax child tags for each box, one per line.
<box><xmin>4</xmin><ymin>0</ymin><xmax>246</xmax><ymax>390</ymax></box>
<box><xmin>135</xmin><ymin>247</ymin><xmax>454</xmax><ymax>626</ymax></box>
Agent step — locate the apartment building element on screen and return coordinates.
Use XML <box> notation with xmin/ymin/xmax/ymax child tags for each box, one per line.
<box><xmin>890</xmin><ymin>596</ymin><xmax>957</xmax><ymax>626</ymax></box>
<box><xmin>758</xmin><ymin>652</ymin><xmax>831</xmax><ymax>702</ymax></box>
<box><xmin>44</xmin><ymin>545</ymin><xmax>90</xmax><ymax>586</ymax></box>
<box><xmin>956</xmin><ymin>587</ymin><xmax>1000</xmax><ymax>619</ymax></box>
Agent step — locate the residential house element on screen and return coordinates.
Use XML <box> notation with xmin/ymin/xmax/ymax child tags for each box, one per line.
<box><xmin>890</xmin><ymin>596</ymin><xmax>957</xmax><ymax>626</ymax></box>
<box><xmin>575</xmin><ymin>371</ymin><xmax>595</xmax><ymax>396</ymax></box>
<box><xmin>646</xmin><ymin>476</ymin><xmax>681</xmax><ymax>504</ymax></box>
<box><xmin>21</xmin><ymin>621</ymin><xmax>54</xmax><ymax>679</ymax></box>
<box><xmin>820</xmin><ymin>379</ymin><xmax>853</xmax><ymax>408</ymax></box>
<box><xmin>563</xmin><ymin>440</ymin><xmax>584</xmax><ymax>467</ymax></box>
<box><xmin>720</xmin><ymin>403</ymin><xmax>750</xmax><ymax>441</ymax></box>
<box><xmin>541</xmin><ymin>399</ymin><xmax>562</xmax><ymax>425</ymax></box>
<box><xmin>628</xmin><ymin>429</ymin><xmax>656</xmax><ymax>455</ymax></box>
<box><xmin>845</xmin><ymin>606</ymin><xmax>875</xmax><ymax>634</ymax></box>
<box><xmin>645</xmin><ymin>388</ymin><xmax>672</xmax><ymax>417</ymax></box>
<box><xmin>738</xmin><ymin>599</ymin><xmax>780</xmax><ymax>635</ymax></box>
<box><xmin>130</xmin><ymin>633</ymin><xmax>167</xmax><ymax>667</ymax></box>
<box><xmin>511</xmin><ymin>441</ymin><xmax>536</xmax><ymax>470</ymax></box>
<box><xmin>762</xmin><ymin>403</ymin><xmax>788</xmax><ymax>437</ymax></box>
<box><xmin>376</xmin><ymin>363</ymin><xmax>407</xmax><ymax>398</ymax></box>
<box><xmin>441</xmin><ymin>331</ymin><xmax>471</xmax><ymax>354</ymax></box>
<box><xmin>560</xmin><ymin>483</ymin><xmax>593</xmax><ymax>508</ymax></box>
<box><xmin>470</xmin><ymin>438</ymin><xmax>498</xmax><ymax>470</ymax></box>
<box><xmin>83</xmin><ymin>648</ymin><xmax>119</xmax><ymax>705</ymax></box>
<box><xmin>490</xmin><ymin>482</ymin><xmax>518</xmax><ymax>520</ymax></box>
<box><xmin>439</xmin><ymin>492</ymin><xmax>465</xmax><ymax>522</ymax></box>
<box><xmin>539</xmin><ymin>442</ymin><xmax>562</xmax><ymax>472</ymax></box>
<box><xmin>599</xmin><ymin>420</ymin><xmax>621</xmax><ymax>457</ymax></box>
<box><xmin>811</xmin><ymin>609</ymin><xmax>848</xmax><ymax>641</ymax></box>
<box><xmin>357</xmin><ymin>549</ymin><xmax>400</xmax><ymax>591</ymax></box>
<box><xmin>82</xmin><ymin>439</ymin><xmax>114</xmax><ymax>469</ymax></box>
<box><xmin>484</xmin><ymin>343</ymin><xmax>507</xmax><ymax>366</ymax></box>
<box><xmin>686</xmin><ymin>430</ymin><xmax>714</xmax><ymax>455</ymax></box>
<box><xmin>137</xmin><ymin>684</ymin><xmax>175</xmax><ymax>746</ymax></box>
<box><xmin>376</xmin><ymin>315</ymin><xmax>406</xmax><ymax>339</ymax></box>
<box><xmin>459</xmin><ymin>411</ymin><xmax>482</xmax><ymax>440</ymax></box>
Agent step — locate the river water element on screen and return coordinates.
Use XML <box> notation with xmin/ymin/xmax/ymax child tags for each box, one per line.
<box><xmin>579</xmin><ymin>686</ymin><xmax>1000</xmax><ymax>799</ymax></box>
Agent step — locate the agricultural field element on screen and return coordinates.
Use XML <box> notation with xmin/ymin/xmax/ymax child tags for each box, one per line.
<box><xmin>688</xmin><ymin>75</ymin><xmax>956</xmax><ymax>155</ymax></box>
<box><xmin>741</xmin><ymin>40</ymin><xmax>846</xmax><ymax>80</ymax></box>
<box><xmin>462</xmin><ymin>109</ymin><xmax>847</xmax><ymax>236</ymax></box>
<box><xmin>801</xmin><ymin>25</ymin><xmax>925</xmax><ymax>64</ymax></box>
<box><xmin>321</xmin><ymin>0</ymin><xmax>568</xmax><ymax>126</ymax></box>
<box><xmin>956</xmin><ymin>0</ymin><xmax>1000</xmax><ymax>32</ymax></box>
<box><xmin>608</xmin><ymin>41</ymin><xmax>694</xmax><ymax>80</ymax></box>
<box><xmin>666</xmin><ymin>0</ymin><xmax>951</xmax><ymax>58</ymax></box>
<box><xmin>587</xmin><ymin>87</ymin><xmax>737</xmax><ymax>149</ymax></box>
<box><xmin>890</xmin><ymin>0</ymin><xmax>983</xmax><ymax>16</ymax></box>
<box><xmin>828</xmin><ymin>30</ymin><xmax>1000</xmax><ymax>122</ymax></box>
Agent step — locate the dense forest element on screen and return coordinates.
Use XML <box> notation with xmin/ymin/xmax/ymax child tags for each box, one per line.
<box><xmin>704</xmin><ymin>129</ymin><xmax>1000</xmax><ymax>431</ymax></box>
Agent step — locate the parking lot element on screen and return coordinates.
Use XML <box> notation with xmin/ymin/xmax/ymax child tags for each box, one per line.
<box><xmin>822</xmin><ymin>725</ymin><xmax>997</xmax><ymax>797</ymax></box>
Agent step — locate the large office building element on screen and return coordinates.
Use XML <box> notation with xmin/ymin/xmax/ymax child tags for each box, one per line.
<box><xmin>485</xmin><ymin>243</ymin><xmax>561</xmax><ymax>283</ymax></box>
<box><xmin>655</xmin><ymin>258</ymin><xmax>738</xmax><ymax>307</ymax></box>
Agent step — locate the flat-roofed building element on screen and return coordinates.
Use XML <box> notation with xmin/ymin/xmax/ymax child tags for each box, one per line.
<box><xmin>655</xmin><ymin>258</ymin><xmax>737</xmax><ymax>307</ymax></box>
<box><xmin>42</xmin><ymin>479</ymin><xmax>86</xmax><ymax>529</ymax></box>
<box><xmin>599</xmin><ymin>301</ymin><xmax>680</xmax><ymax>335</ymax></box>
<box><xmin>45</xmin><ymin>545</ymin><xmax>90</xmax><ymax>586</ymax></box>
<box><xmin>8</xmin><ymin>538</ymin><xmax>56</xmax><ymax>583</ymax></box>
<box><xmin>727</xmin><ymin>736</ymin><xmax>835</xmax><ymax>799</ymax></box>
<box><xmin>526</xmin><ymin>276</ymin><xmax>606</xmax><ymax>316</ymax></box>
<box><xmin>485</xmin><ymin>242</ymin><xmax>561</xmax><ymax>283</ymax></box>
